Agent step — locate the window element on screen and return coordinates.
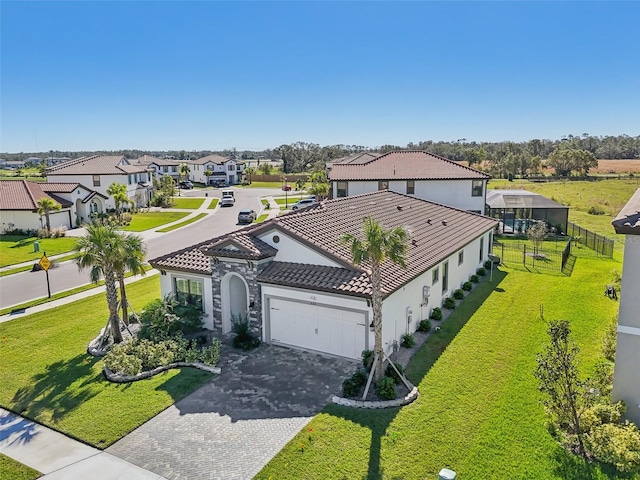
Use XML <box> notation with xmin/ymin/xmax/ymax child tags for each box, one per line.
<box><xmin>472</xmin><ymin>180</ymin><xmax>483</xmax><ymax>197</ymax></box>
<box><xmin>227</xmin><ymin>164</ymin><xmax>234</xmax><ymax>171</ymax></box>
<box><xmin>237</xmin><ymin>165</ymin><xmax>242</xmax><ymax>171</ymax></box>
<box><xmin>406</xmin><ymin>180</ymin><xmax>415</xmax><ymax>195</ymax></box>
<box><xmin>174</xmin><ymin>278</ymin><xmax>204</xmax><ymax>311</ymax></box>
<box><xmin>432</xmin><ymin>267</ymin><xmax>439</xmax><ymax>285</ymax></box>
<box><xmin>479</xmin><ymin>238</ymin><xmax>484</xmax><ymax>262</ymax></box>
<box><xmin>337</xmin><ymin>181</ymin><xmax>348</xmax><ymax>198</ymax></box>
<box><xmin>458</xmin><ymin>250</ymin><xmax>464</xmax><ymax>265</ymax></box>
<box><xmin>442</xmin><ymin>261</ymin><xmax>449</xmax><ymax>293</ymax></box>
<box><xmin>378</xmin><ymin>181</ymin><xmax>389</xmax><ymax>191</ymax></box>
<box><xmin>92</xmin><ymin>175</ymin><xmax>100</xmax><ymax>187</ymax></box>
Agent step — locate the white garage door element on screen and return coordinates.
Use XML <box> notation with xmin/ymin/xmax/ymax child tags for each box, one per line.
<box><xmin>268</xmin><ymin>298</ymin><xmax>367</xmax><ymax>359</ymax></box>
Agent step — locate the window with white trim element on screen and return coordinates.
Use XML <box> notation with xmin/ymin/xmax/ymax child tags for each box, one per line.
<box><xmin>174</xmin><ymin>277</ymin><xmax>204</xmax><ymax>310</ymax></box>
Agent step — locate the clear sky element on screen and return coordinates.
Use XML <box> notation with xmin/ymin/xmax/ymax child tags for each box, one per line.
<box><xmin>1</xmin><ymin>1</ymin><xmax>639</xmax><ymax>152</ymax></box>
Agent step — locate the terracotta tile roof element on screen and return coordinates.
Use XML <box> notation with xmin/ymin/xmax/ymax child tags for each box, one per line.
<box><xmin>612</xmin><ymin>188</ymin><xmax>640</xmax><ymax>235</ymax></box>
<box><xmin>189</xmin><ymin>155</ymin><xmax>230</xmax><ymax>166</ymax></box>
<box><xmin>46</xmin><ymin>155</ymin><xmax>148</xmax><ymax>175</ymax></box>
<box><xmin>150</xmin><ymin>239</ymin><xmax>215</xmax><ymax>274</ymax></box>
<box><xmin>40</xmin><ymin>183</ymin><xmax>80</xmax><ymax>193</ymax></box>
<box><xmin>257</xmin><ymin>262</ymin><xmax>372</xmax><ymax>297</ymax></box>
<box><xmin>0</xmin><ymin>180</ymin><xmax>69</xmax><ymax>210</ymax></box>
<box><xmin>153</xmin><ymin>190</ymin><xmax>497</xmax><ymax>297</ymax></box>
<box><xmin>328</xmin><ymin>150</ymin><xmax>490</xmax><ymax>181</ymax></box>
<box><xmin>136</xmin><ymin>155</ymin><xmax>180</xmax><ymax>166</ymax></box>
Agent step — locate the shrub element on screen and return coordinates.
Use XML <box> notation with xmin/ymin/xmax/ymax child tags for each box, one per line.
<box><xmin>104</xmin><ymin>345</ymin><xmax>143</xmax><ymax>376</ymax></box>
<box><xmin>385</xmin><ymin>362</ymin><xmax>405</xmax><ymax>384</ymax></box>
<box><xmin>476</xmin><ymin>267</ymin><xmax>487</xmax><ymax>276</ymax></box>
<box><xmin>443</xmin><ymin>297</ymin><xmax>456</xmax><ymax>310</ymax></box>
<box><xmin>462</xmin><ymin>281</ymin><xmax>473</xmax><ymax>291</ymax></box>
<box><xmin>470</xmin><ymin>274</ymin><xmax>479</xmax><ymax>283</ymax></box>
<box><xmin>231</xmin><ymin>313</ymin><xmax>261</xmax><ymax>351</ymax></box>
<box><xmin>453</xmin><ymin>289</ymin><xmax>465</xmax><ymax>300</ymax></box>
<box><xmin>429</xmin><ymin>307</ymin><xmax>443</xmax><ymax>321</ymax></box>
<box><xmin>138</xmin><ymin>296</ymin><xmax>203</xmax><ymax>342</ymax></box>
<box><xmin>376</xmin><ymin>377</ymin><xmax>397</xmax><ymax>400</ymax></box>
<box><xmin>342</xmin><ymin>378</ymin><xmax>360</xmax><ymax>398</ymax></box>
<box><xmin>351</xmin><ymin>368</ymin><xmax>368</xmax><ymax>388</ymax></box>
<box><xmin>417</xmin><ymin>319</ymin><xmax>431</xmax><ymax>333</ymax></box>
<box><xmin>602</xmin><ymin>315</ymin><xmax>618</xmax><ymax>362</ymax></box>
<box><xmin>581</xmin><ymin>402</ymin><xmax>625</xmax><ymax>431</ymax></box>
<box><xmin>483</xmin><ymin>259</ymin><xmax>492</xmax><ymax>270</ymax></box>
<box><xmin>121</xmin><ymin>212</ymin><xmax>133</xmax><ymax>224</ymax></box>
<box><xmin>200</xmin><ymin>338</ymin><xmax>221</xmax><ymax>365</ymax></box>
<box><xmin>400</xmin><ymin>333</ymin><xmax>415</xmax><ymax>348</ymax></box>
<box><xmin>51</xmin><ymin>226</ymin><xmax>67</xmax><ymax>238</ymax></box>
<box><xmin>586</xmin><ymin>422</ymin><xmax>640</xmax><ymax>473</ymax></box>
<box><xmin>362</xmin><ymin>349</ymin><xmax>374</xmax><ymax>372</ymax></box>
<box><xmin>588</xmin><ymin>205</ymin><xmax>606</xmax><ymax>215</ymax></box>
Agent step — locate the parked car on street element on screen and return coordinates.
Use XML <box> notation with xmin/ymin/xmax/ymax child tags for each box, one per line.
<box><xmin>211</xmin><ymin>179</ymin><xmax>226</xmax><ymax>188</ymax></box>
<box><xmin>179</xmin><ymin>181</ymin><xmax>193</xmax><ymax>189</ymax></box>
<box><xmin>282</xmin><ymin>184</ymin><xmax>292</xmax><ymax>191</ymax></box>
<box><xmin>237</xmin><ymin>209</ymin><xmax>257</xmax><ymax>224</ymax></box>
<box><xmin>291</xmin><ymin>198</ymin><xmax>317</xmax><ymax>210</ymax></box>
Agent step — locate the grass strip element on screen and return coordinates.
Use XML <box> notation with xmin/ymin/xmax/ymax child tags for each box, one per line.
<box><xmin>254</xmin><ymin>214</ymin><xmax>269</xmax><ymax>223</ymax></box>
<box><xmin>0</xmin><ymin>276</ymin><xmax>212</xmax><ymax>449</ymax></box>
<box><xmin>170</xmin><ymin>197</ymin><xmax>205</xmax><ymax>209</ymax></box>
<box><xmin>156</xmin><ymin>213</ymin><xmax>207</xmax><ymax>232</ymax></box>
<box><xmin>120</xmin><ymin>212</ymin><xmax>189</xmax><ymax>232</ymax></box>
<box><xmin>0</xmin><ymin>453</ymin><xmax>41</xmax><ymax>480</ymax></box>
<box><xmin>207</xmin><ymin>198</ymin><xmax>219</xmax><ymax>209</ymax></box>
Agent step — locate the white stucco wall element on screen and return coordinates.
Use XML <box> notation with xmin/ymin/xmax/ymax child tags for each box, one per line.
<box><xmin>0</xmin><ymin>209</ymin><xmax>73</xmax><ymax>231</ymax></box>
<box><xmin>333</xmin><ymin>179</ymin><xmax>487</xmax><ymax>212</ymax></box>
<box><xmin>381</xmin><ymin>230</ymin><xmax>493</xmax><ymax>354</ymax></box>
<box><xmin>257</xmin><ymin>229</ymin><xmax>343</xmax><ymax>267</ymax></box>
<box><xmin>47</xmin><ymin>173</ymin><xmax>150</xmax><ymax>209</ymax></box>
<box><xmin>613</xmin><ymin>235</ymin><xmax>640</xmax><ymax>426</ymax></box>
<box><xmin>159</xmin><ymin>272</ymin><xmax>214</xmax><ymax>330</ymax></box>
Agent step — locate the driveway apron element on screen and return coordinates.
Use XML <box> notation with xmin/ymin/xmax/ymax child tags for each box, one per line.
<box><xmin>107</xmin><ymin>344</ymin><xmax>357</xmax><ymax>480</ymax></box>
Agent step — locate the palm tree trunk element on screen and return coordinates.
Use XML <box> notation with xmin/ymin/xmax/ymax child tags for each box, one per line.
<box><xmin>104</xmin><ymin>265</ymin><xmax>123</xmax><ymax>343</ymax></box>
<box><xmin>45</xmin><ymin>211</ymin><xmax>51</xmax><ymax>231</ymax></box>
<box><xmin>371</xmin><ymin>261</ymin><xmax>384</xmax><ymax>382</ymax></box>
<box><xmin>118</xmin><ymin>272</ymin><xmax>129</xmax><ymax>326</ymax></box>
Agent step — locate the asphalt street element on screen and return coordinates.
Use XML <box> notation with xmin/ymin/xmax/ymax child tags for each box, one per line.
<box><xmin>0</xmin><ymin>186</ymin><xmax>289</xmax><ymax>310</ymax></box>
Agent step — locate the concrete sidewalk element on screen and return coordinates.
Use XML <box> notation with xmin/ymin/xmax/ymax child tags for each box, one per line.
<box><xmin>0</xmin><ymin>408</ymin><xmax>166</xmax><ymax>479</ymax></box>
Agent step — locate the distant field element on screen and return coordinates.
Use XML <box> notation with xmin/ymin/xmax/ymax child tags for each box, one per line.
<box><xmin>592</xmin><ymin>159</ymin><xmax>640</xmax><ymax>174</ymax></box>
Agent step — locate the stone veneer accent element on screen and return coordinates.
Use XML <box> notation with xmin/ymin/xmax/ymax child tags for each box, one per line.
<box><xmin>210</xmin><ymin>258</ymin><xmax>270</xmax><ymax>336</ymax></box>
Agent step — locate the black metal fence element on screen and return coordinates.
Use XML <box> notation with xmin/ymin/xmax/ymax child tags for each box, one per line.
<box><xmin>566</xmin><ymin>222</ymin><xmax>614</xmax><ymax>258</ymax></box>
<box><xmin>493</xmin><ymin>239</ymin><xmax>572</xmax><ymax>274</ymax></box>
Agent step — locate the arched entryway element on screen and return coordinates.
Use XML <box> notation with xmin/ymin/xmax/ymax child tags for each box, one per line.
<box><xmin>220</xmin><ymin>272</ymin><xmax>249</xmax><ymax>334</ymax></box>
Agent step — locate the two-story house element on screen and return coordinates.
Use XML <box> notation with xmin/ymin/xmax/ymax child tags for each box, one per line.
<box><xmin>188</xmin><ymin>155</ymin><xmax>244</xmax><ymax>186</ymax></box>
<box><xmin>137</xmin><ymin>155</ymin><xmax>181</xmax><ymax>182</ymax></box>
<box><xmin>328</xmin><ymin>150</ymin><xmax>490</xmax><ymax>213</ymax></box>
<box><xmin>46</xmin><ymin>155</ymin><xmax>153</xmax><ymax>209</ymax></box>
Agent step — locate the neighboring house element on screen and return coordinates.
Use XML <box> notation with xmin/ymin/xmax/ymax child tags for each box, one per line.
<box><xmin>0</xmin><ymin>180</ymin><xmax>107</xmax><ymax>231</ymax></box>
<box><xmin>328</xmin><ymin>150</ymin><xmax>490</xmax><ymax>213</ymax></box>
<box><xmin>611</xmin><ymin>187</ymin><xmax>640</xmax><ymax>427</ymax></box>
<box><xmin>0</xmin><ymin>160</ymin><xmax>26</xmax><ymax>170</ymax></box>
<box><xmin>46</xmin><ymin>155</ymin><xmax>153</xmax><ymax>209</ymax></box>
<box><xmin>136</xmin><ymin>155</ymin><xmax>181</xmax><ymax>181</ymax></box>
<box><xmin>189</xmin><ymin>155</ymin><xmax>245</xmax><ymax>186</ymax></box>
<box><xmin>150</xmin><ymin>190</ymin><xmax>497</xmax><ymax>360</ymax></box>
<box><xmin>44</xmin><ymin>157</ymin><xmax>72</xmax><ymax>167</ymax></box>
<box><xmin>486</xmin><ymin>189</ymin><xmax>569</xmax><ymax>234</ymax></box>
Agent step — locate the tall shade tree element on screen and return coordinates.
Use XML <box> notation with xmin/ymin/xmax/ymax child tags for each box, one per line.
<box><xmin>114</xmin><ymin>233</ymin><xmax>147</xmax><ymax>325</ymax></box>
<box><xmin>342</xmin><ymin>217</ymin><xmax>408</xmax><ymax>381</ymax></box>
<box><xmin>36</xmin><ymin>197</ymin><xmax>62</xmax><ymax>232</ymax></box>
<box><xmin>106</xmin><ymin>182</ymin><xmax>129</xmax><ymax>220</ymax></box>
<box><xmin>75</xmin><ymin>224</ymin><xmax>125</xmax><ymax>343</ymax></box>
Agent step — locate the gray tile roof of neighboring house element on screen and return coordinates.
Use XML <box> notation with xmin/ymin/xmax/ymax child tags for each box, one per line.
<box><xmin>328</xmin><ymin>150</ymin><xmax>490</xmax><ymax>181</ymax></box>
<box><xmin>0</xmin><ymin>180</ymin><xmax>72</xmax><ymax>210</ymax></box>
<box><xmin>152</xmin><ymin>190</ymin><xmax>497</xmax><ymax>297</ymax></box>
<box><xmin>150</xmin><ymin>239</ymin><xmax>215</xmax><ymax>274</ymax></box>
<box><xmin>328</xmin><ymin>152</ymin><xmax>382</xmax><ymax>166</ymax></box>
<box><xmin>45</xmin><ymin>155</ymin><xmax>148</xmax><ymax>175</ymax></box>
<box><xmin>486</xmin><ymin>189</ymin><xmax>568</xmax><ymax>210</ymax></box>
<box><xmin>612</xmin><ymin>187</ymin><xmax>640</xmax><ymax>235</ymax></box>
<box><xmin>257</xmin><ymin>262</ymin><xmax>372</xmax><ymax>297</ymax></box>
<box><xmin>189</xmin><ymin>155</ymin><xmax>230</xmax><ymax>165</ymax></box>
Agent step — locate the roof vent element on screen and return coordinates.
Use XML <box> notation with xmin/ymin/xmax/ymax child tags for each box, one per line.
<box><xmin>426</xmin><ymin>219</ymin><xmax>432</xmax><ymax>225</ymax></box>
<box><xmin>411</xmin><ymin>239</ymin><xmax>418</xmax><ymax>247</ymax></box>
<box><xmin>397</xmin><ymin>205</ymin><xmax>403</xmax><ymax>211</ymax></box>
<box><xmin>442</xmin><ymin>220</ymin><xmax>447</xmax><ymax>226</ymax></box>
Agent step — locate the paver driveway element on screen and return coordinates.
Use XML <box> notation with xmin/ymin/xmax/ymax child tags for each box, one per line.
<box><xmin>107</xmin><ymin>343</ymin><xmax>357</xmax><ymax>480</ymax></box>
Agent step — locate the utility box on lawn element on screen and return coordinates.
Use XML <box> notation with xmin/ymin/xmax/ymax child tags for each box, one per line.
<box><xmin>33</xmin><ymin>241</ymin><xmax>40</xmax><ymax>252</ymax></box>
<box><xmin>438</xmin><ymin>468</ymin><xmax>457</xmax><ymax>480</ymax></box>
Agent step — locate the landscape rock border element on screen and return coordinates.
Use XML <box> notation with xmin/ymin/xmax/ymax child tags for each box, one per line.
<box><xmin>331</xmin><ymin>384</ymin><xmax>419</xmax><ymax>409</ymax></box>
<box><xmin>103</xmin><ymin>362</ymin><xmax>221</xmax><ymax>383</ymax></box>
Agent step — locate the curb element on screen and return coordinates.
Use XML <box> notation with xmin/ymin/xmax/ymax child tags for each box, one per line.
<box><xmin>331</xmin><ymin>385</ymin><xmax>419</xmax><ymax>409</ymax></box>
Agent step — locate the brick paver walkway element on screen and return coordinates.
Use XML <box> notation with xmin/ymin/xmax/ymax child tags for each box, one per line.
<box><xmin>107</xmin><ymin>344</ymin><xmax>357</xmax><ymax>479</ymax></box>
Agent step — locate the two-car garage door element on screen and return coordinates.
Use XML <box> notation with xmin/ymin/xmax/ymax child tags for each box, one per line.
<box><xmin>268</xmin><ymin>297</ymin><xmax>367</xmax><ymax>359</ymax></box>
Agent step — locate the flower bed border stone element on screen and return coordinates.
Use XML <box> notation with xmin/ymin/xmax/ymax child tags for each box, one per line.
<box><xmin>331</xmin><ymin>384</ymin><xmax>419</xmax><ymax>409</ymax></box>
<box><xmin>103</xmin><ymin>362</ymin><xmax>220</xmax><ymax>383</ymax></box>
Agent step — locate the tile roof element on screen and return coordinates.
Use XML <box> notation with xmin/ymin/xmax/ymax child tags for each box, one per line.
<box><xmin>153</xmin><ymin>190</ymin><xmax>497</xmax><ymax>297</ymax></box>
<box><xmin>46</xmin><ymin>155</ymin><xmax>148</xmax><ymax>175</ymax></box>
<box><xmin>328</xmin><ymin>152</ymin><xmax>382</xmax><ymax>166</ymax></box>
<box><xmin>40</xmin><ymin>183</ymin><xmax>81</xmax><ymax>193</ymax></box>
<box><xmin>257</xmin><ymin>262</ymin><xmax>372</xmax><ymax>297</ymax></box>
<box><xmin>0</xmin><ymin>180</ymin><xmax>71</xmax><ymax>210</ymax></box>
<box><xmin>150</xmin><ymin>239</ymin><xmax>214</xmax><ymax>274</ymax></box>
<box><xmin>328</xmin><ymin>150</ymin><xmax>490</xmax><ymax>181</ymax></box>
<box><xmin>612</xmin><ymin>188</ymin><xmax>640</xmax><ymax>235</ymax></box>
<box><xmin>189</xmin><ymin>154</ymin><xmax>230</xmax><ymax>166</ymax></box>
<box><xmin>136</xmin><ymin>155</ymin><xmax>180</xmax><ymax>166</ymax></box>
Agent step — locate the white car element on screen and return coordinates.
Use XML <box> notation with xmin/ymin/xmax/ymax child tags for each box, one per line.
<box><xmin>291</xmin><ymin>198</ymin><xmax>317</xmax><ymax>210</ymax></box>
<box><xmin>220</xmin><ymin>189</ymin><xmax>235</xmax><ymax>207</ymax></box>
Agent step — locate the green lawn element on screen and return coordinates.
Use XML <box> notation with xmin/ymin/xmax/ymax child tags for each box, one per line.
<box><xmin>0</xmin><ymin>252</ymin><xmax>80</xmax><ymax>278</ymax></box>
<box><xmin>255</xmin><ymin>214</ymin><xmax>269</xmax><ymax>223</ymax></box>
<box><xmin>257</xmin><ymin>253</ymin><xmax>634</xmax><ymax>479</ymax></box>
<box><xmin>170</xmin><ymin>197</ymin><xmax>205</xmax><ymax>209</ymax></box>
<box><xmin>120</xmin><ymin>212</ymin><xmax>189</xmax><ymax>232</ymax></box>
<box><xmin>0</xmin><ymin>454</ymin><xmax>41</xmax><ymax>480</ymax></box>
<box><xmin>0</xmin><ymin>236</ymin><xmax>78</xmax><ymax>267</ymax></box>
<box><xmin>207</xmin><ymin>198</ymin><xmax>219</xmax><ymax>209</ymax></box>
<box><xmin>0</xmin><ymin>276</ymin><xmax>212</xmax><ymax>448</ymax></box>
<box><xmin>156</xmin><ymin>213</ymin><xmax>207</xmax><ymax>232</ymax></box>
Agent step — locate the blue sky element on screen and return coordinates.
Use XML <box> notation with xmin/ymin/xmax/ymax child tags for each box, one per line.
<box><xmin>1</xmin><ymin>1</ymin><xmax>638</xmax><ymax>152</ymax></box>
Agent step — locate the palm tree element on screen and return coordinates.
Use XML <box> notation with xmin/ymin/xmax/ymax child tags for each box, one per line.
<box><xmin>75</xmin><ymin>224</ymin><xmax>125</xmax><ymax>344</ymax></box>
<box><xmin>114</xmin><ymin>233</ymin><xmax>147</xmax><ymax>325</ymax></box>
<box><xmin>106</xmin><ymin>182</ymin><xmax>128</xmax><ymax>220</ymax></box>
<box><xmin>204</xmin><ymin>169</ymin><xmax>214</xmax><ymax>186</ymax></box>
<box><xmin>342</xmin><ymin>217</ymin><xmax>408</xmax><ymax>381</ymax></box>
<box><xmin>37</xmin><ymin>197</ymin><xmax>61</xmax><ymax>232</ymax></box>
<box><xmin>179</xmin><ymin>163</ymin><xmax>191</xmax><ymax>183</ymax></box>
